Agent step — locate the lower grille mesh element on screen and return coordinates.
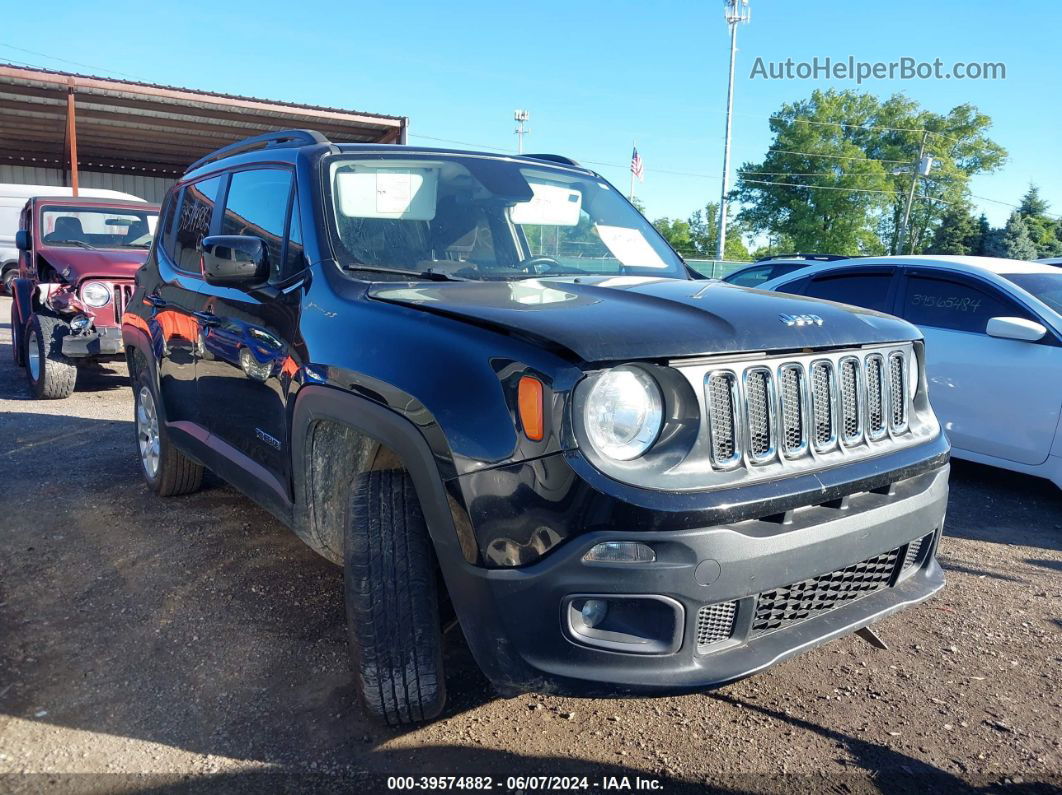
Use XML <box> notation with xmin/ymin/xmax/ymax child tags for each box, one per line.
<box><xmin>903</xmin><ymin>535</ymin><xmax>927</xmax><ymax>569</ymax></box>
<box><xmin>750</xmin><ymin>547</ymin><xmax>902</xmax><ymax>637</ymax></box>
<box><xmin>695</xmin><ymin>601</ymin><xmax>738</xmax><ymax>649</ymax></box>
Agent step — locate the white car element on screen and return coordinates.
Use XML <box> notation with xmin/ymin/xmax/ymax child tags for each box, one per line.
<box><xmin>759</xmin><ymin>256</ymin><xmax>1062</xmax><ymax>487</ymax></box>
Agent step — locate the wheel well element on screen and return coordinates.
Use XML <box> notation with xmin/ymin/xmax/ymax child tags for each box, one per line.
<box><xmin>302</xmin><ymin>419</ymin><xmax>414</xmax><ymax>564</ymax></box>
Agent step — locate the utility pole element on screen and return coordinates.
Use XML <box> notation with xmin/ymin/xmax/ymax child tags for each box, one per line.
<box><xmin>898</xmin><ymin>130</ymin><xmax>931</xmax><ymax>254</ymax></box>
<box><xmin>716</xmin><ymin>0</ymin><xmax>750</xmax><ymax>261</ymax></box>
<box><xmin>513</xmin><ymin>109</ymin><xmax>530</xmax><ymax>154</ymax></box>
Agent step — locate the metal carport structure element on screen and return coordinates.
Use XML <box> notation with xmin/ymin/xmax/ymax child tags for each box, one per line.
<box><xmin>0</xmin><ymin>64</ymin><xmax>408</xmax><ymax>202</ymax></box>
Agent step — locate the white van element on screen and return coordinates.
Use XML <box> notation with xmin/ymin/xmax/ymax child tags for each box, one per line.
<box><xmin>1</xmin><ymin>184</ymin><xmax>146</xmax><ymax>293</ymax></box>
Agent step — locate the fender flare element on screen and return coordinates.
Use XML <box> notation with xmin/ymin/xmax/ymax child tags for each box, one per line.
<box><xmin>10</xmin><ymin>277</ymin><xmax>36</xmax><ymax>366</ymax></box>
<box><xmin>289</xmin><ymin>383</ymin><xmax>532</xmax><ymax>692</ymax></box>
<box><xmin>290</xmin><ymin>384</ymin><xmax>469</xmax><ymax>563</ymax></box>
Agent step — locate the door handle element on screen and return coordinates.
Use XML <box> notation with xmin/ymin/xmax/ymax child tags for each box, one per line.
<box><xmin>144</xmin><ymin>293</ymin><xmax>167</xmax><ymax>308</ymax></box>
<box><xmin>193</xmin><ymin>311</ymin><xmax>221</xmax><ymax>327</ymax></box>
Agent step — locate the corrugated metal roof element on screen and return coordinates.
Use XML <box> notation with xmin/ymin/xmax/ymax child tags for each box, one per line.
<box><xmin>0</xmin><ymin>64</ymin><xmax>407</xmax><ymax>177</ymax></box>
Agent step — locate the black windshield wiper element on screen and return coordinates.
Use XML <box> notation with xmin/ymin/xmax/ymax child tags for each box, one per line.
<box><xmin>62</xmin><ymin>240</ymin><xmax>98</xmax><ymax>250</ymax></box>
<box><xmin>345</xmin><ymin>265</ymin><xmax>471</xmax><ymax>282</ymax></box>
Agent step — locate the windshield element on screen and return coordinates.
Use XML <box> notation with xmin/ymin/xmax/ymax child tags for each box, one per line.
<box><xmin>40</xmin><ymin>206</ymin><xmax>159</xmax><ymax>250</ymax></box>
<box><xmin>1004</xmin><ymin>273</ymin><xmax>1062</xmax><ymax>315</ymax></box>
<box><xmin>325</xmin><ymin>154</ymin><xmax>687</xmax><ymax>280</ymax></box>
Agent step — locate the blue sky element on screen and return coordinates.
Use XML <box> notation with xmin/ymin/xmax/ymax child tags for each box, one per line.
<box><xmin>3</xmin><ymin>0</ymin><xmax>1059</xmax><ymax>231</ymax></box>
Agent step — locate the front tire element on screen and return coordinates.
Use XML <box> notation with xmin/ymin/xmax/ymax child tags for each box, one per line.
<box><xmin>25</xmin><ymin>313</ymin><xmax>77</xmax><ymax>399</ymax></box>
<box><xmin>134</xmin><ymin>372</ymin><xmax>203</xmax><ymax>496</ymax></box>
<box><xmin>345</xmin><ymin>470</ymin><xmax>446</xmax><ymax>725</ymax></box>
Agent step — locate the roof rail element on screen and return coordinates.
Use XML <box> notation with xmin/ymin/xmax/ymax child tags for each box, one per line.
<box><xmin>525</xmin><ymin>153</ymin><xmax>582</xmax><ymax>167</ymax></box>
<box><xmin>754</xmin><ymin>253</ymin><xmax>853</xmax><ymax>263</ymax></box>
<box><xmin>185</xmin><ymin>129</ymin><xmax>330</xmax><ymax>174</ymax></box>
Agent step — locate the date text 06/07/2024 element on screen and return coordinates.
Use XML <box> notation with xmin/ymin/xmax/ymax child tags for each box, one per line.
<box><xmin>385</xmin><ymin>775</ymin><xmax>664</xmax><ymax>791</ymax></box>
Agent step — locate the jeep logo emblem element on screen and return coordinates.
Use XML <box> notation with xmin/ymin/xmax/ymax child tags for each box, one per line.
<box><xmin>779</xmin><ymin>313</ymin><xmax>824</xmax><ymax>327</ymax></box>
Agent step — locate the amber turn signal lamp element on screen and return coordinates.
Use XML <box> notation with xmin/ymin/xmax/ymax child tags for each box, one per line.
<box><xmin>518</xmin><ymin>376</ymin><xmax>544</xmax><ymax>441</ymax></box>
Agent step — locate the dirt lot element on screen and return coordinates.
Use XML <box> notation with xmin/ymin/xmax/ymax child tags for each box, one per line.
<box><xmin>0</xmin><ymin>295</ymin><xmax>1059</xmax><ymax>793</ymax></box>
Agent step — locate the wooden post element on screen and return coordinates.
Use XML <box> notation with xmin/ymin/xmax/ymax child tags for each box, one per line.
<box><xmin>66</xmin><ymin>85</ymin><xmax>79</xmax><ymax>196</ymax></box>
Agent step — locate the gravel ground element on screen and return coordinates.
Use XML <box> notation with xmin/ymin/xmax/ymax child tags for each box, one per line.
<box><xmin>0</xmin><ymin>296</ymin><xmax>1059</xmax><ymax>794</ymax></box>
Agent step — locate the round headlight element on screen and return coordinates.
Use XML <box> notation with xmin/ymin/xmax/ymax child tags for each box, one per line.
<box><xmin>80</xmin><ymin>281</ymin><xmax>112</xmax><ymax>308</ymax></box>
<box><xmin>584</xmin><ymin>366</ymin><xmax>664</xmax><ymax>461</ymax></box>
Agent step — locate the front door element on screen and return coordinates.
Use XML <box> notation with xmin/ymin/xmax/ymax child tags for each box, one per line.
<box><xmin>195</xmin><ymin>167</ymin><xmax>305</xmax><ymax>497</ymax></box>
<box><xmin>901</xmin><ymin>271</ymin><xmax>1060</xmax><ymax>465</ymax></box>
<box><xmin>151</xmin><ymin>177</ymin><xmax>221</xmax><ymax>429</ymax></box>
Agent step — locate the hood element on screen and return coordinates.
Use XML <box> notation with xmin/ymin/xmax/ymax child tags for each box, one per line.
<box><xmin>39</xmin><ymin>246</ymin><xmax>147</xmax><ymax>283</ymax></box>
<box><xmin>368</xmin><ymin>276</ymin><xmax>920</xmax><ymax>362</ymax></box>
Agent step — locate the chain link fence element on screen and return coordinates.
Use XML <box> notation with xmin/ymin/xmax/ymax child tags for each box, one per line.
<box><xmin>686</xmin><ymin>260</ymin><xmax>751</xmax><ymax>279</ymax></box>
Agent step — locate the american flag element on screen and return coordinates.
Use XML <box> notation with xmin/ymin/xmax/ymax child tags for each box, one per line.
<box><xmin>630</xmin><ymin>146</ymin><xmax>644</xmax><ymax>182</ymax></box>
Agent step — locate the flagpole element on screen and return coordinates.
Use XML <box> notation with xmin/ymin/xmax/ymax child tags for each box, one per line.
<box><xmin>629</xmin><ymin>139</ymin><xmax>636</xmax><ymax>202</ymax></box>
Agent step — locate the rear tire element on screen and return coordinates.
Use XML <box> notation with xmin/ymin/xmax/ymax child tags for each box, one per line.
<box><xmin>345</xmin><ymin>469</ymin><xmax>446</xmax><ymax>725</ymax></box>
<box><xmin>2</xmin><ymin>266</ymin><xmax>16</xmax><ymax>296</ymax></box>
<box><xmin>134</xmin><ymin>371</ymin><xmax>203</xmax><ymax>496</ymax></box>
<box><xmin>25</xmin><ymin>313</ymin><xmax>77</xmax><ymax>399</ymax></box>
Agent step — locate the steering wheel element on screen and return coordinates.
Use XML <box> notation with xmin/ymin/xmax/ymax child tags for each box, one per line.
<box><xmin>518</xmin><ymin>255</ymin><xmax>566</xmax><ymax>275</ymax></box>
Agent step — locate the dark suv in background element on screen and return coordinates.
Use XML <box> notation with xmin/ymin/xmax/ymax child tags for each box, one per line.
<box><xmin>122</xmin><ymin>130</ymin><xmax>950</xmax><ymax>725</ymax></box>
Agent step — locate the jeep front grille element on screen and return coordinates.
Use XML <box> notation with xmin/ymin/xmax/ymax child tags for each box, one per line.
<box><xmin>743</xmin><ymin>368</ymin><xmax>774</xmax><ymax>463</ymax></box>
<box><xmin>810</xmin><ymin>361</ymin><xmax>836</xmax><ymax>451</ymax></box>
<box><xmin>694</xmin><ymin>344</ymin><xmax>916</xmax><ymax>475</ymax></box>
<box><xmin>838</xmin><ymin>356</ymin><xmax>862</xmax><ymax>444</ymax></box>
<box><xmin>706</xmin><ymin>371</ymin><xmax>741</xmax><ymax>468</ymax></box>
<box><xmin>778</xmin><ymin>364</ymin><xmax>806</xmax><ymax>457</ymax></box>
<box><xmin>112</xmin><ymin>282</ymin><xmax>135</xmax><ymax>325</ymax></box>
<box><xmin>888</xmin><ymin>352</ymin><xmax>908</xmax><ymax>432</ymax></box>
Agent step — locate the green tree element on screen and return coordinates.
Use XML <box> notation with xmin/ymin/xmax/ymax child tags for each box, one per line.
<box><xmin>652</xmin><ymin>217</ymin><xmax>694</xmax><ymax>255</ymax></box>
<box><xmin>986</xmin><ymin>211</ymin><xmax>1038</xmax><ymax>260</ymax></box>
<box><xmin>1016</xmin><ymin>184</ymin><xmax>1062</xmax><ymax>257</ymax></box>
<box><xmin>1019</xmin><ymin>184</ymin><xmax>1050</xmax><ymax>216</ymax></box>
<box><xmin>654</xmin><ymin>201</ymin><xmax>749</xmax><ymax>260</ymax></box>
<box><xmin>734</xmin><ymin>89</ymin><xmax>1006</xmax><ymax>255</ymax></box>
<box><xmin>927</xmin><ymin>202</ymin><xmax>981</xmax><ymax>255</ymax></box>
<box><xmin>973</xmin><ymin>213</ymin><xmax>992</xmax><ymax>256</ymax></box>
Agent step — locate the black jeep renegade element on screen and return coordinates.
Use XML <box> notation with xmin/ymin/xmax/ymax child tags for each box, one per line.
<box><xmin>122</xmin><ymin>129</ymin><xmax>949</xmax><ymax>725</ymax></box>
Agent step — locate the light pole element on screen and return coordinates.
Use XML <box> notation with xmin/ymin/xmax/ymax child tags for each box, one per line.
<box><xmin>716</xmin><ymin>0</ymin><xmax>750</xmax><ymax>261</ymax></box>
<box><xmin>514</xmin><ymin>109</ymin><xmax>530</xmax><ymax>154</ymax></box>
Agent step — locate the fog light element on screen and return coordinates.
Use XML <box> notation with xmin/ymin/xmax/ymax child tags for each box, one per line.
<box><xmin>70</xmin><ymin>314</ymin><xmax>92</xmax><ymax>333</ymax></box>
<box><xmin>583</xmin><ymin>541</ymin><xmax>655</xmax><ymax>564</ymax></box>
<box><xmin>579</xmin><ymin>598</ymin><xmax>608</xmax><ymax>628</ymax></box>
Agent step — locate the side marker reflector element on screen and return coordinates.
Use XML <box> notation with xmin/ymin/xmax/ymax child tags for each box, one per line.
<box><xmin>518</xmin><ymin>375</ymin><xmax>544</xmax><ymax>441</ymax></box>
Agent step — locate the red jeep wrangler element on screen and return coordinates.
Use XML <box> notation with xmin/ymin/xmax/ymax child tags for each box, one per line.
<box><xmin>10</xmin><ymin>196</ymin><xmax>160</xmax><ymax>398</ymax></box>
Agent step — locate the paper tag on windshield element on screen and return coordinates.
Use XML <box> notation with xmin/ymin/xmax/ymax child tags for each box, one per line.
<box><xmin>376</xmin><ymin>170</ymin><xmax>414</xmax><ymax>214</ymax></box>
<box><xmin>595</xmin><ymin>225</ymin><xmax>668</xmax><ymax>268</ymax></box>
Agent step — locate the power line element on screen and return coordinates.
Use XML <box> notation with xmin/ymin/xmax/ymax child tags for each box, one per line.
<box><xmin>0</xmin><ymin>42</ymin><xmax>143</xmax><ymax>80</ymax></box>
<box><xmin>741</xmin><ymin>178</ymin><xmax>900</xmax><ymax>196</ymax></box>
<box><xmin>765</xmin><ymin>148</ymin><xmax>911</xmax><ymax>164</ymax></box>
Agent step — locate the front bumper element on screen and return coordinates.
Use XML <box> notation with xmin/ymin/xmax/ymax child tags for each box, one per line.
<box><xmin>61</xmin><ymin>325</ymin><xmax>123</xmax><ymax>357</ymax></box>
<box><xmin>444</xmin><ymin>462</ymin><xmax>948</xmax><ymax>696</ymax></box>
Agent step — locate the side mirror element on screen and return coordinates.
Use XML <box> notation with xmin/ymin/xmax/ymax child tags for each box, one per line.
<box><xmin>200</xmin><ymin>235</ymin><xmax>269</xmax><ymax>288</ymax></box>
<box><xmin>986</xmin><ymin>316</ymin><xmax>1046</xmax><ymax>342</ymax></box>
<box><xmin>14</xmin><ymin>230</ymin><xmax>30</xmax><ymax>251</ymax></box>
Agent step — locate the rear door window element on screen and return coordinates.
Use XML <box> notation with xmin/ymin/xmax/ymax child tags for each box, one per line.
<box><xmin>804</xmin><ymin>271</ymin><xmax>894</xmax><ymax>312</ymax></box>
<box><xmin>727</xmin><ymin>265</ymin><xmax>774</xmax><ymax>286</ymax></box>
<box><xmin>173</xmin><ymin>176</ymin><xmax>222</xmax><ymax>272</ymax></box>
<box><xmin>902</xmin><ymin>274</ymin><xmax>1033</xmax><ymax>334</ymax></box>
